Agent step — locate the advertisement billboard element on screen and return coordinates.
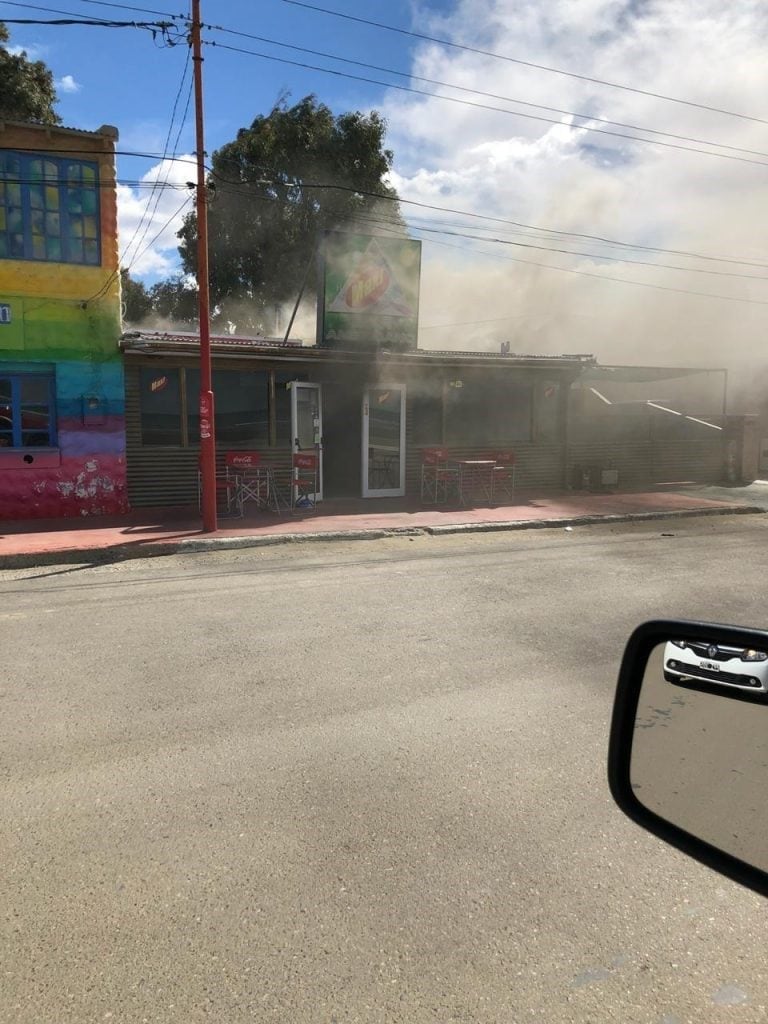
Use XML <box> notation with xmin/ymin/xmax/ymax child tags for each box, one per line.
<box><xmin>317</xmin><ymin>232</ymin><xmax>421</xmax><ymax>350</ymax></box>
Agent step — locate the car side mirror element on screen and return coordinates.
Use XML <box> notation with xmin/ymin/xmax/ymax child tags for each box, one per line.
<box><xmin>609</xmin><ymin>619</ymin><xmax>768</xmax><ymax>898</ymax></box>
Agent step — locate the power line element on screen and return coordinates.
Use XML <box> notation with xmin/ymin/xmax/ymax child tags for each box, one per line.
<box><xmin>5</xmin><ymin>177</ymin><xmax>191</xmax><ymax>188</ymax></box>
<box><xmin>208</xmin><ymin>168</ymin><xmax>768</xmax><ymax>270</ymax></box>
<box><xmin>204</xmin><ymin>24</ymin><xmax>768</xmax><ymax>163</ymax></box>
<box><xmin>209</xmin><ymin>174</ymin><xmax>768</xmax><ymax>305</ymax></box>
<box><xmin>4</xmin><ymin>145</ymin><xmax>197</xmax><ymax>163</ymax></box>
<box><xmin>2</xmin><ymin>0</ymin><xmax>180</xmax><ymax>17</ymax></box>
<box><xmin>126</xmin><ymin>193</ymin><xmax>193</xmax><ymax>275</ymax></box>
<box><xmin>327</xmin><ymin>205</ymin><xmax>768</xmax><ymax>282</ymax></box>
<box><xmin>121</xmin><ymin>47</ymin><xmax>192</xmax><ymax>267</ymax></box>
<box><xmin>205</xmin><ymin>40</ymin><xmax>768</xmax><ymax>171</ymax></box>
<box><xmin>421</xmin><ymin>315</ymin><xmax>532</xmax><ymax>330</ymax></box>
<box><xmin>407</xmin><ymin>224</ymin><xmax>768</xmax><ymax>282</ymax></box>
<box><xmin>69</xmin><ymin>0</ymin><xmax>182</xmax><ymax>15</ymax></box>
<box><xmin>279</xmin><ymin>0</ymin><xmax>768</xmax><ymax>128</ymax></box>
<box><xmin>7</xmin><ymin>138</ymin><xmax>768</xmax><ymax>269</ymax></box>
<box><xmin>408</xmin><ymin>232</ymin><xmax>768</xmax><ymax>309</ymax></box>
<box><xmin>89</xmin><ymin>42</ymin><xmax>192</xmax><ymax>301</ymax></box>
<box><xmin>0</xmin><ymin>15</ymin><xmax>172</xmax><ymax>27</ymax></box>
<box><xmin>84</xmin><ymin>194</ymin><xmax>192</xmax><ymax>303</ymax></box>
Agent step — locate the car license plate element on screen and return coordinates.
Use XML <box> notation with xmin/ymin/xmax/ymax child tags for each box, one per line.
<box><xmin>700</xmin><ymin>660</ymin><xmax>720</xmax><ymax>672</ymax></box>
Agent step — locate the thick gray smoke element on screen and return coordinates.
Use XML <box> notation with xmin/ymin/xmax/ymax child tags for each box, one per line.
<box><xmin>380</xmin><ymin>0</ymin><xmax>768</xmax><ymax>413</ymax></box>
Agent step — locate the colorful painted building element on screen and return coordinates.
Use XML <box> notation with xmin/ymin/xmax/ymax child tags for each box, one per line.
<box><xmin>0</xmin><ymin>120</ymin><xmax>127</xmax><ymax>518</ymax></box>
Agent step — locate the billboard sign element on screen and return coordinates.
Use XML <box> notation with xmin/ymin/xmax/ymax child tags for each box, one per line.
<box><xmin>317</xmin><ymin>232</ymin><xmax>421</xmax><ymax>350</ymax></box>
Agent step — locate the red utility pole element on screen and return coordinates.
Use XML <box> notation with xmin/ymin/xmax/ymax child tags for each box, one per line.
<box><xmin>191</xmin><ymin>0</ymin><xmax>217</xmax><ymax>532</ymax></box>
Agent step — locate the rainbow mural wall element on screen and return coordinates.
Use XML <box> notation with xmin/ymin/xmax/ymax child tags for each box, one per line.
<box><xmin>0</xmin><ymin>122</ymin><xmax>128</xmax><ymax>519</ymax></box>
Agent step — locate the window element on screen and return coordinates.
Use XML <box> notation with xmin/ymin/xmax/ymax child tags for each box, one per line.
<box><xmin>187</xmin><ymin>370</ymin><xmax>269</xmax><ymax>445</ymax></box>
<box><xmin>139</xmin><ymin>368</ymin><xmax>183</xmax><ymax>446</ymax></box>
<box><xmin>445</xmin><ymin>376</ymin><xmax>532</xmax><ymax>444</ymax></box>
<box><xmin>410</xmin><ymin>380</ymin><xmax>444</xmax><ymax>444</ymax></box>
<box><xmin>536</xmin><ymin>381</ymin><xmax>561</xmax><ymax>442</ymax></box>
<box><xmin>137</xmin><ymin>367</ymin><xmax>301</xmax><ymax>447</ymax></box>
<box><xmin>0</xmin><ymin>373</ymin><xmax>57</xmax><ymax>448</ymax></box>
<box><xmin>0</xmin><ymin>151</ymin><xmax>100</xmax><ymax>265</ymax></box>
<box><xmin>275</xmin><ymin>373</ymin><xmax>298</xmax><ymax>445</ymax></box>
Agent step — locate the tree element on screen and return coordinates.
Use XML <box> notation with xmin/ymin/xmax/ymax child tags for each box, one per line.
<box><xmin>175</xmin><ymin>95</ymin><xmax>405</xmax><ymax>329</ymax></box>
<box><xmin>120</xmin><ymin>269</ymin><xmax>152</xmax><ymax>325</ymax></box>
<box><xmin>0</xmin><ymin>22</ymin><xmax>60</xmax><ymax>124</ymax></box>
<box><xmin>148</xmin><ymin>275</ymin><xmax>198</xmax><ymax>326</ymax></box>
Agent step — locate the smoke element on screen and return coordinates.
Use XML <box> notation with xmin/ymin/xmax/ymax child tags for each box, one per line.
<box><xmin>380</xmin><ymin>0</ymin><xmax>768</xmax><ymax>411</ymax></box>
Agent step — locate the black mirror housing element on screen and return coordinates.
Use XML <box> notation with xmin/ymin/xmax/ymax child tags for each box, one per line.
<box><xmin>609</xmin><ymin>619</ymin><xmax>768</xmax><ymax>899</ymax></box>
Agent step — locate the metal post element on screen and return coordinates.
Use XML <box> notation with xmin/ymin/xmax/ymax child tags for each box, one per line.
<box><xmin>191</xmin><ymin>0</ymin><xmax>217</xmax><ymax>532</ymax></box>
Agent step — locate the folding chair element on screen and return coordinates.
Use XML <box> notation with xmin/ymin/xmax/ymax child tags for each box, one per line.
<box><xmin>227</xmin><ymin>451</ymin><xmax>270</xmax><ymax>511</ymax></box>
<box><xmin>198</xmin><ymin>455</ymin><xmax>243</xmax><ymax>518</ymax></box>
<box><xmin>490</xmin><ymin>450</ymin><xmax>516</xmax><ymax>504</ymax></box>
<box><xmin>291</xmin><ymin>450</ymin><xmax>319</xmax><ymax>514</ymax></box>
<box><xmin>420</xmin><ymin>447</ymin><xmax>458</xmax><ymax>504</ymax></box>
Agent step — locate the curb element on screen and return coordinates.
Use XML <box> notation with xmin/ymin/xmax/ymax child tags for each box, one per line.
<box><xmin>423</xmin><ymin>504</ymin><xmax>765</xmax><ymax>536</ymax></box>
<box><xmin>0</xmin><ymin>504</ymin><xmax>763</xmax><ymax>571</ymax></box>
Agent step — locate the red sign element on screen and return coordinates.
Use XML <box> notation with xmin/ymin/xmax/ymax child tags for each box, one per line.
<box><xmin>150</xmin><ymin>375</ymin><xmax>168</xmax><ymax>393</ymax></box>
<box><xmin>226</xmin><ymin>451</ymin><xmax>261</xmax><ymax>469</ymax></box>
<box><xmin>199</xmin><ymin>391</ymin><xmax>213</xmax><ymax>440</ymax></box>
<box><xmin>344</xmin><ymin>262</ymin><xmax>390</xmax><ymax>309</ymax></box>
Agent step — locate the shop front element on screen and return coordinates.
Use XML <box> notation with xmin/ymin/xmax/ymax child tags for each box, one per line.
<box><xmin>120</xmin><ymin>331</ymin><xmax>592</xmax><ymax>509</ymax></box>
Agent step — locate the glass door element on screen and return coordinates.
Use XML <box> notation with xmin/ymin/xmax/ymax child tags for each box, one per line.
<box><xmin>290</xmin><ymin>381</ymin><xmax>323</xmax><ymax>500</ymax></box>
<box><xmin>362</xmin><ymin>384</ymin><xmax>406</xmax><ymax>498</ymax></box>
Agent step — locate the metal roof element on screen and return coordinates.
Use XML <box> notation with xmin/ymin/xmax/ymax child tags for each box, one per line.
<box><xmin>120</xmin><ymin>329</ymin><xmax>304</xmax><ymax>349</ymax></box>
<box><xmin>585</xmin><ymin>364</ymin><xmax>726</xmax><ymax>383</ymax></box>
<box><xmin>120</xmin><ymin>331</ymin><xmax>594</xmax><ymax>369</ymax></box>
<box><xmin>0</xmin><ymin>120</ymin><xmax>118</xmax><ymax>140</ymax></box>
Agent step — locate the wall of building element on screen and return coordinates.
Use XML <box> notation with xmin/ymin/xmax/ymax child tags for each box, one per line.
<box><xmin>566</xmin><ymin>439</ymin><xmax>724</xmax><ymax>490</ymax></box>
<box><xmin>0</xmin><ymin>123</ymin><xmax>127</xmax><ymax>518</ymax></box>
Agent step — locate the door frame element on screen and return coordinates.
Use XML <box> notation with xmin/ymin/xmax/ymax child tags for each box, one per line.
<box><xmin>361</xmin><ymin>383</ymin><xmax>406</xmax><ymax>498</ymax></box>
<box><xmin>289</xmin><ymin>380</ymin><xmax>323</xmax><ymax>500</ymax></box>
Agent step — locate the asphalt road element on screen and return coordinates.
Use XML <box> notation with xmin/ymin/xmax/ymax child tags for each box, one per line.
<box><xmin>3</xmin><ymin>514</ymin><xmax>768</xmax><ymax>1024</ymax></box>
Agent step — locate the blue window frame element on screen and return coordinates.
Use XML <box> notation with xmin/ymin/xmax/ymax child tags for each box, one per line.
<box><xmin>0</xmin><ymin>151</ymin><xmax>101</xmax><ymax>265</ymax></box>
<box><xmin>0</xmin><ymin>373</ymin><xmax>57</xmax><ymax>448</ymax></box>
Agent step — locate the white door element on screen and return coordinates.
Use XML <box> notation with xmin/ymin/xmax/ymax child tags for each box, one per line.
<box><xmin>362</xmin><ymin>384</ymin><xmax>406</xmax><ymax>498</ymax></box>
<box><xmin>290</xmin><ymin>381</ymin><xmax>323</xmax><ymax>500</ymax></box>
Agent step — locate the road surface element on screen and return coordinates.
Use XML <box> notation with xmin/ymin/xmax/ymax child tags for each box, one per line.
<box><xmin>2</xmin><ymin>514</ymin><xmax>768</xmax><ymax>1023</ymax></box>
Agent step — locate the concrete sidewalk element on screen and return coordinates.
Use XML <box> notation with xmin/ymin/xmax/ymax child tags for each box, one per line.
<box><xmin>1</xmin><ymin>488</ymin><xmax>763</xmax><ymax>569</ymax></box>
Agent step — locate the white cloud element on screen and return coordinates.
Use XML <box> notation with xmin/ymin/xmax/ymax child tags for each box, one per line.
<box><xmin>56</xmin><ymin>74</ymin><xmax>80</xmax><ymax>94</ymax></box>
<box><xmin>117</xmin><ymin>154</ymin><xmax>197</xmax><ymax>279</ymax></box>
<box><xmin>379</xmin><ymin>0</ymin><xmax>768</xmax><ymax>390</ymax></box>
<box><xmin>7</xmin><ymin>43</ymin><xmax>48</xmax><ymax>59</ymax></box>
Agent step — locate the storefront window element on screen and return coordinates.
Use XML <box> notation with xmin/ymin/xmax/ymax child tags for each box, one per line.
<box><xmin>445</xmin><ymin>377</ymin><xmax>532</xmax><ymax>444</ymax></box>
<box><xmin>536</xmin><ymin>381</ymin><xmax>561</xmax><ymax>442</ymax></box>
<box><xmin>186</xmin><ymin>369</ymin><xmax>269</xmax><ymax>445</ymax></box>
<box><xmin>275</xmin><ymin>373</ymin><xmax>302</xmax><ymax>445</ymax></box>
<box><xmin>410</xmin><ymin>382</ymin><xmax>443</xmax><ymax>444</ymax></box>
<box><xmin>138</xmin><ymin>367</ymin><xmax>309</xmax><ymax>447</ymax></box>
<box><xmin>139</xmin><ymin>368</ymin><xmax>182</xmax><ymax>445</ymax></box>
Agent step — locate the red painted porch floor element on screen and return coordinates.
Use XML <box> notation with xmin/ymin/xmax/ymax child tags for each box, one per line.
<box><xmin>0</xmin><ymin>488</ymin><xmax>757</xmax><ymax>564</ymax></box>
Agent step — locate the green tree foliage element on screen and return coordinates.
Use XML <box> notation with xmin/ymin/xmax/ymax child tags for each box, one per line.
<box><xmin>0</xmin><ymin>22</ymin><xmax>60</xmax><ymax>124</ymax></box>
<box><xmin>120</xmin><ymin>269</ymin><xmax>152</xmax><ymax>325</ymax></box>
<box><xmin>175</xmin><ymin>95</ymin><xmax>404</xmax><ymax>329</ymax></box>
<box><xmin>148</xmin><ymin>275</ymin><xmax>198</xmax><ymax>325</ymax></box>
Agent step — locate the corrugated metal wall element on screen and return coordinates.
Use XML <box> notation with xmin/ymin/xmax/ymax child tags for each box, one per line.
<box><xmin>126</xmin><ymin>367</ymin><xmax>726</xmax><ymax>508</ymax></box>
<box><xmin>566</xmin><ymin>439</ymin><xmax>723</xmax><ymax>489</ymax></box>
<box><xmin>126</xmin><ymin>366</ymin><xmax>293</xmax><ymax>507</ymax></box>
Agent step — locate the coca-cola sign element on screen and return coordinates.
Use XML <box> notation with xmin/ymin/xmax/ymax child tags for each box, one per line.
<box><xmin>226</xmin><ymin>451</ymin><xmax>261</xmax><ymax>469</ymax></box>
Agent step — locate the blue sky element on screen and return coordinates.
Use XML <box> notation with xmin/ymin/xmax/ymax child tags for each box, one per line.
<box><xmin>3</xmin><ymin>1</ymin><xmax>768</xmax><ymax>370</ymax></box>
<box><xmin>1</xmin><ymin>0</ymin><xmax>435</xmax><ymax>182</ymax></box>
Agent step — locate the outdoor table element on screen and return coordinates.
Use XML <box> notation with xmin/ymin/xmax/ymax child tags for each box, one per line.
<box><xmin>453</xmin><ymin>459</ymin><xmax>496</xmax><ymax>506</ymax></box>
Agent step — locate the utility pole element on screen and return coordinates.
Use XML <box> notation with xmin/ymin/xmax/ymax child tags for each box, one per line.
<box><xmin>191</xmin><ymin>0</ymin><xmax>217</xmax><ymax>532</ymax></box>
